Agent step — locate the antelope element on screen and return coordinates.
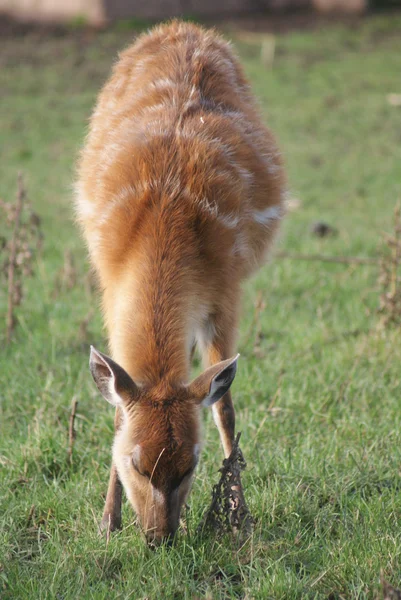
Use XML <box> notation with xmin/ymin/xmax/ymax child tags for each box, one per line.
<box><xmin>75</xmin><ymin>20</ymin><xmax>286</xmax><ymax>545</ymax></box>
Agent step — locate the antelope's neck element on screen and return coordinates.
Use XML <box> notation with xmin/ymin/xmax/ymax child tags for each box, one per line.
<box><xmin>106</xmin><ymin>212</ymin><xmax>203</xmax><ymax>387</ymax></box>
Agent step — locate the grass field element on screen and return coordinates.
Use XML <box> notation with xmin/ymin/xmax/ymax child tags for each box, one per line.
<box><xmin>1</xmin><ymin>12</ymin><xmax>401</xmax><ymax>599</ymax></box>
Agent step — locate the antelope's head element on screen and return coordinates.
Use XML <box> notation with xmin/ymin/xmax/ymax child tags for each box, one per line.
<box><xmin>89</xmin><ymin>347</ymin><xmax>238</xmax><ymax>545</ymax></box>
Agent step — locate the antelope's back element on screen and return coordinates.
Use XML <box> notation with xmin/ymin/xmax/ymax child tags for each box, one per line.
<box><xmin>75</xmin><ymin>21</ymin><xmax>286</xmax><ymax>284</ymax></box>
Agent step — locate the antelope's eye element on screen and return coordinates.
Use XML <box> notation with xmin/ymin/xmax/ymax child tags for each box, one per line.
<box><xmin>132</xmin><ymin>460</ymin><xmax>150</xmax><ymax>479</ymax></box>
<box><xmin>172</xmin><ymin>466</ymin><xmax>194</xmax><ymax>490</ymax></box>
<box><xmin>181</xmin><ymin>467</ymin><xmax>194</xmax><ymax>481</ymax></box>
<box><xmin>176</xmin><ymin>452</ymin><xmax>199</xmax><ymax>486</ymax></box>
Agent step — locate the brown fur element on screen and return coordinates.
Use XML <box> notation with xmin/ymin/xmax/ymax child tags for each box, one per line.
<box><xmin>75</xmin><ymin>20</ymin><xmax>286</xmax><ymax>542</ymax></box>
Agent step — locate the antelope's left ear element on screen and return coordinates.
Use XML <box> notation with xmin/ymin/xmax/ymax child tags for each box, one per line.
<box><xmin>188</xmin><ymin>355</ymin><xmax>239</xmax><ymax>408</ymax></box>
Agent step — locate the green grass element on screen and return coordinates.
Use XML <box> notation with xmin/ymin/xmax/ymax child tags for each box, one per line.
<box><xmin>1</xmin><ymin>14</ymin><xmax>401</xmax><ymax>599</ymax></box>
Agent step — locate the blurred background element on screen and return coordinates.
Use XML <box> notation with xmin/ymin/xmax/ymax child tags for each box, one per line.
<box><xmin>1</xmin><ymin>0</ymin><xmax>401</xmax><ymax>598</ymax></box>
<box><xmin>1</xmin><ymin>0</ymin><xmax>401</xmax><ymax>24</ymax></box>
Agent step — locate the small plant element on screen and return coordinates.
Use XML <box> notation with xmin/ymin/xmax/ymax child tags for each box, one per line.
<box><xmin>52</xmin><ymin>249</ymin><xmax>78</xmax><ymax>298</ymax></box>
<box><xmin>377</xmin><ymin>203</ymin><xmax>401</xmax><ymax>328</ymax></box>
<box><xmin>198</xmin><ymin>433</ymin><xmax>254</xmax><ymax>538</ymax></box>
<box><xmin>0</xmin><ymin>174</ymin><xmax>42</xmax><ymax>343</ymax></box>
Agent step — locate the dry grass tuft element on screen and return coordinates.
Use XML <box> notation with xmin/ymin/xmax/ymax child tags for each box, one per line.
<box><xmin>377</xmin><ymin>203</ymin><xmax>401</xmax><ymax>328</ymax></box>
<box><xmin>0</xmin><ymin>174</ymin><xmax>42</xmax><ymax>343</ymax></box>
<box><xmin>198</xmin><ymin>433</ymin><xmax>254</xmax><ymax>539</ymax></box>
<box><xmin>67</xmin><ymin>397</ymin><xmax>79</xmax><ymax>465</ymax></box>
<box><xmin>52</xmin><ymin>249</ymin><xmax>78</xmax><ymax>298</ymax></box>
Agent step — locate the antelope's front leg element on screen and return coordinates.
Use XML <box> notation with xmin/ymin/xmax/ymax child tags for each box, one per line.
<box><xmin>212</xmin><ymin>390</ymin><xmax>252</xmax><ymax>532</ymax></box>
<box><xmin>100</xmin><ymin>464</ymin><xmax>122</xmax><ymax>533</ymax></box>
<box><xmin>205</xmin><ymin>320</ymin><xmax>252</xmax><ymax>533</ymax></box>
<box><xmin>100</xmin><ymin>407</ymin><xmax>123</xmax><ymax>533</ymax></box>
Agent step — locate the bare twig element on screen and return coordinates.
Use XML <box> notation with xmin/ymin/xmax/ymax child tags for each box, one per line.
<box><xmin>267</xmin><ymin>369</ymin><xmax>285</xmax><ymax>412</ymax></box>
<box><xmin>6</xmin><ymin>174</ymin><xmax>25</xmax><ymax>343</ymax></box>
<box><xmin>68</xmin><ymin>398</ymin><xmax>78</xmax><ymax>465</ymax></box>
<box><xmin>241</xmin><ymin>291</ymin><xmax>266</xmax><ymax>349</ymax></box>
<box><xmin>275</xmin><ymin>251</ymin><xmax>379</xmax><ymax>265</ymax></box>
<box><xmin>26</xmin><ymin>504</ymin><xmax>36</xmax><ymax>527</ymax></box>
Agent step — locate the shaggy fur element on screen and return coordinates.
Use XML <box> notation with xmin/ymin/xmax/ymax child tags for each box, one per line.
<box><xmin>75</xmin><ymin>20</ymin><xmax>286</xmax><ymax>542</ymax></box>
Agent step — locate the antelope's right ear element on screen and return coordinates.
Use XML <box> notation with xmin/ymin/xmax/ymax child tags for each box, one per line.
<box><xmin>188</xmin><ymin>354</ymin><xmax>239</xmax><ymax>408</ymax></box>
<box><xmin>89</xmin><ymin>346</ymin><xmax>139</xmax><ymax>407</ymax></box>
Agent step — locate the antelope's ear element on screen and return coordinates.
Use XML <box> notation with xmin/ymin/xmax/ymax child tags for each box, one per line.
<box><xmin>188</xmin><ymin>355</ymin><xmax>239</xmax><ymax>408</ymax></box>
<box><xmin>89</xmin><ymin>346</ymin><xmax>139</xmax><ymax>407</ymax></box>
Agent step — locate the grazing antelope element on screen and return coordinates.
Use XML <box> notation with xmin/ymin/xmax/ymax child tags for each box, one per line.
<box><xmin>75</xmin><ymin>20</ymin><xmax>286</xmax><ymax>545</ymax></box>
